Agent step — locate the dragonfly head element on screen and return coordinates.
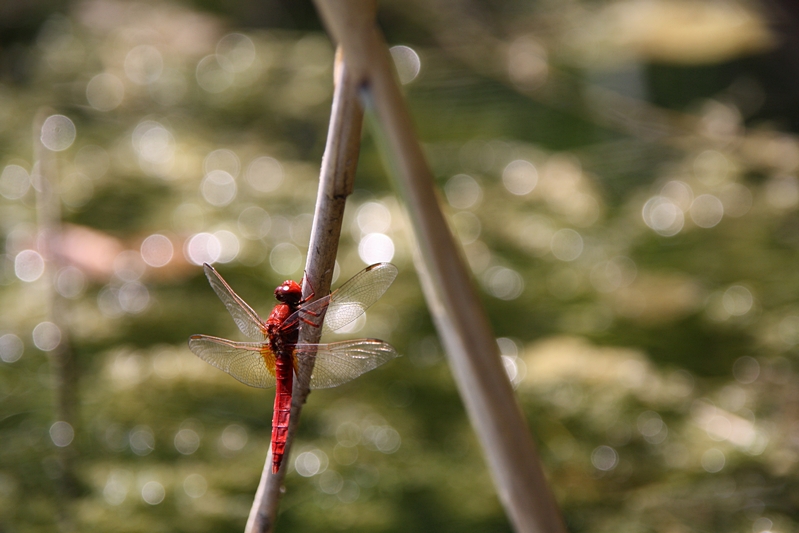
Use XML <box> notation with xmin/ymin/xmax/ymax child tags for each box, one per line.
<box><xmin>275</xmin><ymin>279</ymin><xmax>302</xmax><ymax>305</ymax></box>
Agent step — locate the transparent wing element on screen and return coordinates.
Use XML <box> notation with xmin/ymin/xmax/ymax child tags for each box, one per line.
<box><xmin>203</xmin><ymin>263</ymin><xmax>266</xmax><ymax>341</ymax></box>
<box><xmin>296</xmin><ymin>263</ymin><xmax>397</xmax><ymax>334</ymax></box>
<box><xmin>188</xmin><ymin>334</ymin><xmax>276</xmax><ymax>388</ymax></box>
<box><xmin>293</xmin><ymin>339</ymin><xmax>399</xmax><ymax>389</ymax></box>
<box><xmin>324</xmin><ymin>263</ymin><xmax>397</xmax><ymax>332</ymax></box>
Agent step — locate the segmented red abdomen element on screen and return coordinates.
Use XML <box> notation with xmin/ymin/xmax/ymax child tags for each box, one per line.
<box><xmin>270</xmin><ymin>352</ymin><xmax>293</xmax><ymax>473</ymax></box>
<box><xmin>266</xmin><ymin>303</ymin><xmax>300</xmax><ymax>474</ymax></box>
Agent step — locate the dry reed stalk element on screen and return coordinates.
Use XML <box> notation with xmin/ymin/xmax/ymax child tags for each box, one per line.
<box><xmin>33</xmin><ymin>110</ymin><xmax>79</xmax><ymax>531</ymax></box>
<box><xmin>311</xmin><ymin>2</ymin><xmax>566</xmax><ymax>532</ymax></box>
<box><xmin>244</xmin><ymin>48</ymin><xmax>363</xmax><ymax>533</ymax></box>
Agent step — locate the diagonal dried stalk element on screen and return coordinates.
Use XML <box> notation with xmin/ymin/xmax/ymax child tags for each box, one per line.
<box><xmin>312</xmin><ymin>2</ymin><xmax>566</xmax><ymax>532</ymax></box>
<box><xmin>244</xmin><ymin>48</ymin><xmax>363</xmax><ymax>533</ymax></box>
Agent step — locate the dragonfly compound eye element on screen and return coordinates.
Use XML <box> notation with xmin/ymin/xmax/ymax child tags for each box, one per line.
<box><xmin>274</xmin><ymin>283</ymin><xmax>290</xmax><ymax>301</ymax></box>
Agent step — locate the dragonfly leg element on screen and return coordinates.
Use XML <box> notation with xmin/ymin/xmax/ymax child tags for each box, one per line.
<box><xmin>280</xmin><ymin>315</ymin><xmax>299</xmax><ymax>330</ymax></box>
<box><xmin>300</xmin><ymin>316</ymin><xmax>320</xmax><ymax>327</ymax></box>
<box><xmin>299</xmin><ymin>272</ymin><xmax>316</xmax><ymax>304</ymax></box>
<box><xmin>300</xmin><ymin>308</ymin><xmax>321</xmax><ymax>319</ymax></box>
<box><xmin>279</xmin><ymin>313</ymin><xmax>321</xmax><ymax>331</ymax></box>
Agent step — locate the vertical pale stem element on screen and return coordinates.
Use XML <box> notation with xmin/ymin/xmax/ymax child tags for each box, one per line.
<box><xmin>312</xmin><ymin>2</ymin><xmax>567</xmax><ymax>532</ymax></box>
<box><xmin>33</xmin><ymin>110</ymin><xmax>78</xmax><ymax>528</ymax></box>
<box><xmin>244</xmin><ymin>49</ymin><xmax>363</xmax><ymax>533</ymax></box>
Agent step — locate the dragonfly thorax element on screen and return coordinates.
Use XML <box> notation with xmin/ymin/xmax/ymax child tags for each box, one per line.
<box><xmin>274</xmin><ymin>279</ymin><xmax>302</xmax><ymax>306</ymax></box>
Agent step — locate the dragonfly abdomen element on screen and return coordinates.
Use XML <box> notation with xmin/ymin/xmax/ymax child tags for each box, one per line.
<box><xmin>267</xmin><ymin>302</ymin><xmax>300</xmax><ymax>474</ymax></box>
<box><xmin>271</xmin><ymin>352</ymin><xmax>293</xmax><ymax>473</ymax></box>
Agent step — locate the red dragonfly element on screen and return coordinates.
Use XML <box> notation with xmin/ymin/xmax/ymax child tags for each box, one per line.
<box><xmin>188</xmin><ymin>262</ymin><xmax>398</xmax><ymax>473</ymax></box>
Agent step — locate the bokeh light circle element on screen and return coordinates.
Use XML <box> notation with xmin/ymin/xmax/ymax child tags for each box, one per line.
<box><xmin>50</xmin><ymin>421</ymin><xmax>74</xmax><ymax>447</ymax></box>
<box><xmin>733</xmin><ymin>356</ymin><xmax>759</xmax><ymax>384</ymax></box>
<box><xmin>591</xmin><ymin>445</ymin><xmax>618</xmax><ymax>471</ymax></box>
<box><xmin>0</xmin><ymin>334</ymin><xmax>24</xmax><ymax>363</ymax></box>
<box><xmin>86</xmin><ymin>73</ymin><xmax>125</xmax><ymax>111</ymax></box>
<box><xmin>502</xmin><ymin>159</ymin><xmax>538</xmax><ymax>196</ymax></box>
<box><xmin>119</xmin><ymin>282</ymin><xmax>149</xmax><ymax>314</ymax></box>
<box><xmin>129</xmin><ymin>425</ymin><xmax>155</xmax><ymax>455</ymax></box>
<box><xmin>114</xmin><ymin>250</ymin><xmax>145</xmax><ymax>282</ymax></box>
<box><xmin>690</xmin><ymin>194</ymin><xmax>724</xmax><ymax>228</ymax></box>
<box><xmin>196</xmin><ymin>54</ymin><xmax>234</xmax><ymax>93</ymax></box>
<box><xmin>141</xmin><ymin>481</ymin><xmax>165</xmax><ymax>505</ymax></box>
<box><xmin>238</xmin><ymin>206</ymin><xmax>271</xmax><ymax>239</ymax></box>
<box><xmin>141</xmin><ymin>234</ymin><xmax>174</xmax><ymax>267</ymax></box>
<box><xmin>550</xmin><ymin>229</ymin><xmax>583</xmax><ymax>261</ymax></box>
<box><xmin>270</xmin><ymin>243</ymin><xmax>302</xmax><ymax>275</ymax></box>
<box><xmin>214</xmin><ymin>230</ymin><xmax>240</xmax><ymax>263</ymax></box>
<box><xmin>216</xmin><ymin>33</ymin><xmax>256</xmax><ymax>73</ymax></box>
<box><xmin>201</xmin><ymin>170</ymin><xmax>237</xmax><ymax>207</ymax></box>
<box><xmin>356</xmin><ymin>202</ymin><xmax>392</xmax><ymax>235</ymax></box>
<box><xmin>185</xmin><ymin>233</ymin><xmax>221</xmax><ymax>265</ymax></box>
<box><xmin>41</xmin><ymin>115</ymin><xmax>76</xmax><ymax>152</ymax></box>
<box><xmin>15</xmin><ymin>250</ymin><xmax>45</xmax><ymax>282</ymax></box>
<box><xmin>204</xmin><ymin>149</ymin><xmax>240</xmax><ymax>178</ymax></box>
<box><xmin>246</xmin><ymin>157</ymin><xmax>283</xmax><ymax>193</ymax></box>
<box><xmin>358</xmin><ymin>233</ymin><xmax>395</xmax><ymax>264</ymax></box>
<box><xmin>485</xmin><ymin>266</ymin><xmax>524</xmax><ymax>300</ymax></box>
<box><xmin>56</xmin><ymin>266</ymin><xmax>86</xmax><ymax>299</ymax></box>
<box><xmin>722</xmin><ymin>285</ymin><xmax>753</xmax><ymax>316</ymax></box>
<box><xmin>174</xmin><ymin>428</ymin><xmax>200</xmax><ymax>455</ymax></box>
<box><xmin>0</xmin><ymin>165</ymin><xmax>31</xmax><ymax>199</ymax></box>
<box><xmin>701</xmin><ymin>448</ymin><xmax>725</xmax><ymax>473</ymax></box>
<box><xmin>102</xmin><ymin>470</ymin><xmax>131</xmax><ymax>505</ymax></box>
<box><xmin>643</xmin><ymin>196</ymin><xmax>684</xmax><ymax>236</ymax></box>
<box><xmin>389</xmin><ymin>45</ymin><xmax>421</xmax><ymax>84</ymax></box>
<box><xmin>132</xmin><ymin>121</ymin><xmax>174</xmax><ymax>165</ymax></box>
<box><xmin>183</xmin><ymin>474</ymin><xmax>207</xmax><ymax>498</ymax></box>
<box><xmin>318</xmin><ymin>470</ymin><xmax>344</xmax><ymax>494</ymax></box>
<box><xmin>374</xmin><ymin>427</ymin><xmax>401</xmax><ymax>454</ymax></box>
<box><xmin>124</xmin><ymin>45</ymin><xmax>163</xmax><ymax>85</ymax></box>
<box><xmin>295</xmin><ymin>450</ymin><xmax>328</xmax><ymax>477</ymax></box>
<box><xmin>220</xmin><ymin>424</ymin><xmax>248</xmax><ymax>452</ymax></box>
<box><xmin>445</xmin><ymin>174</ymin><xmax>482</xmax><ymax>209</ymax></box>
<box><xmin>32</xmin><ymin>321</ymin><xmax>61</xmax><ymax>351</ymax></box>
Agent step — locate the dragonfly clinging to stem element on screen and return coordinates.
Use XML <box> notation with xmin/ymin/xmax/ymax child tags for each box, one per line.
<box><xmin>189</xmin><ymin>262</ymin><xmax>399</xmax><ymax>473</ymax></box>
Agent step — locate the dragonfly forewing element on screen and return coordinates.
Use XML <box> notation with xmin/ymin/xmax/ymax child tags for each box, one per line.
<box><xmin>289</xmin><ymin>263</ymin><xmax>398</xmax><ymax>334</ymax></box>
<box><xmin>189</xmin><ymin>334</ymin><xmax>276</xmax><ymax>388</ymax></box>
<box><xmin>203</xmin><ymin>263</ymin><xmax>267</xmax><ymax>341</ymax></box>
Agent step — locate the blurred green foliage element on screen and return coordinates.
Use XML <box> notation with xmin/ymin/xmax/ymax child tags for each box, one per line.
<box><xmin>1</xmin><ymin>1</ymin><xmax>799</xmax><ymax>532</ymax></box>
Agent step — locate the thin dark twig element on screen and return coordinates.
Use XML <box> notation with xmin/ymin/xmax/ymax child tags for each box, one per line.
<box><xmin>312</xmin><ymin>2</ymin><xmax>566</xmax><ymax>532</ymax></box>
<box><xmin>244</xmin><ymin>48</ymin><xmax>363</xmax><ymax>533</ymax></box>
